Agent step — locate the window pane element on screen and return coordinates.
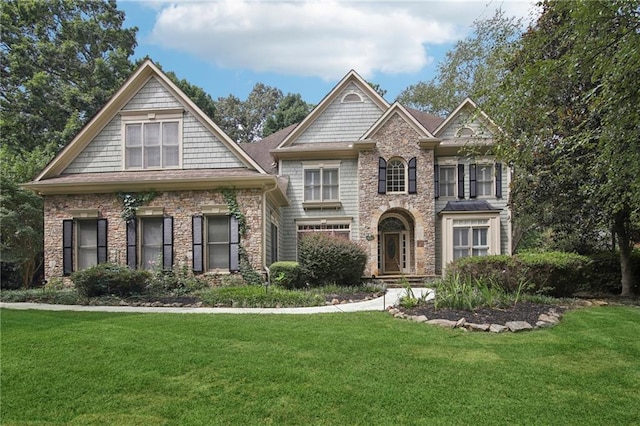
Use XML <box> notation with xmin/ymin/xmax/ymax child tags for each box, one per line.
<box><xmin>440</xmin><ymin>167</ymin><xmax>455</xmax><ymax>197</ymax></box>
<box><xmin>145</xmin><ymin>146</ymin><xmax>161</xmax><ymax>168</ymax></box>
<box><xmin>144</xmin><ymin>123</ymin><xmax>160</xmax><ymax>146</ymax></box>
<box><xmin>478</xmin><ymin>165</ymin><xmax>493</xmax><ymax>196</ymax></box>
<box><xmin>386</xmin><ymin>159</ymin><xmax>405</xmax><ymax>193</ymax></box>
<box><xmin>142</xmin><ymin>218</ymin><xmax>163</xmax><ymax>269</ymax></box>
<box><xmin>208</xmin><ymin>216</ymin><xmax>229</xmax><ymax>243</ymax></box>
<box><xmin>163</xmin><ymin>145</ymin><xmax>179</xmax><ymax>167</ymax></box>
<box><xmin>453</xmin><ymin>228</ymin><xmax>469</xmax><ymax>260</ymax></box>
<box><xmin>304</xmin><ymin>170</ymin><xmax>321</xmax><ymax>201</ymax></box>
<box><xmin>126</xmin><ymin>147</ymin><xmax>142</xmax><ymax>168</ymax></box>
<box><xmin>207</xmin><ymin>216</ymin><xmax>230</xmax><ymax>270</ymax></box>
<box><xmin>77</xmin><ymin>221</ymin><xmax>97</xmax><ymax>270</ymax></box>
<box><xmin>162</xmin><ymin>122</ymin><xmax>179</xmax><ymax>146</ymax></box>
<box><xmin>473</xmin><ymin>228</ymin><xmax>487</xmax><ymax>246</ymax></box>
<box><xmin>125</xmin><ymin>124</ymin><xmax>141</xmax><ymax>147</ymax></box>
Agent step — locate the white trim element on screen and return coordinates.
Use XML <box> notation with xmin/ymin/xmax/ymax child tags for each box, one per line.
<box><xmin>441</xmin><ymin>211</ymin><xmax>501</xmax><ymax>272</ymax></box>
<box><xmin>201</xmin><ymin>204</ymin><xmax>229</xmax><ymax>215</ymax></box>
<box><xmin>67</xmin><ymin>209</ymin><xmax>99</xmax><ymax>218</ymax></box>
<box><xmin>341</xmin><ymin>91</ymin><xmax>364</xmax><ymax>103</ymax></box>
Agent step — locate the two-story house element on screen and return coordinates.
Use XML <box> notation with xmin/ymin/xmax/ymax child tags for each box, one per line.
<box><xmin>26</xmin><ymin>60</ymin><xmax>511</xmax><ymax>282</ymax></box>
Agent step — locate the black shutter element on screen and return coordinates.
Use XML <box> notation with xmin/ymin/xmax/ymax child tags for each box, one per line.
<box><xmin>469</xmin><ymin>164</ymin><xmax>477</xmax><ymax>198</ymax></box>
<box><xmin>162</xmin><ymin>216</ymin><xmax>173</xmax><ymax>270</ymax></box>
<box><xmin>192</xmin><ymin>216</ymin><xmax>204</xmax><ymax>273</ymax></box>
<box><xmin>378</xmin><ymin>157</ymin><xmax>387</xmax><ymax>194</ymax></box>
<box><xmin>97</xmin><ymin>219</ymin><xmax>108</xmax><ymax>264</ymax></box>
<box><xmin>229</xmin><ymin>215</ymin><xmax>240</xmax><ymax>272</ymax></box>
<box><xmin>457</xmin><ymin>164</ymin><xmax>465</xmax><ymax>199</ymax></box>
<box><xmin>495</xmin><ymin>162</ymin><xmax>503</xmax><ymax>199</ymax></box>
<box><xmin>62</xmin><ymin>220</ymin><xmax>73</xmax><ymax>276</ymax></box>
<box><xmin>434</xmin><ymin>164</ymin><xmax>440</xmax><ymax>198</ymax></box>
<box><xmin>408</xmin><ymin>157</ymin><xmax>417</xmax><ymax>194</ymax></box>
<box><xmin>126</xmin><ymin>219</ymin><xmax>137</xmax><ymax>269</ymax></box>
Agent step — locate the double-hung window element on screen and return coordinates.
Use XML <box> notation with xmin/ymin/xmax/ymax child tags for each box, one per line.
<box><xmin>140</xmin><ymin>217</ymin><xmax>164</xmax><ymax>269</ymax></box>
<box><xmin>453</xmin><ymin>226</ymin><xmax>489</xmax><ymax>260</ymax></box>
<box><xmin>62</xmin><ymin>216</ymin><xmax>108</xmax><ymax>275</ymax></box>
<box><xmin>439</xmin><ymin>166</ymin><xmax>456</xmax><ymax>197</ymax></box>
<box><xmin>77</xmin><ymin>220</ymin><xmax>98</xmax><ymax>270</ymax></box>
<box><xmin>303</xmin><ymin>162</ymin><xmax>340</xmax><ymax>206</ymax></box>
<box><xmin>122</xmin><ymin>110</ymin><xmax>182</xmax><ymax>170</ymax></box>
<box><xmin>207</xmin><ymin>216</ymin><xmax>230</xmax><ymax>270</ymax></box>
<box><xmin>192</xmin><ymin>214</ymin><xmax>240</xmax><ymax>273</ymax></box>
<box><xmin>477</xmin><ymin>165</ymin><xmax>493</xmax><ymax>197</ymax></box>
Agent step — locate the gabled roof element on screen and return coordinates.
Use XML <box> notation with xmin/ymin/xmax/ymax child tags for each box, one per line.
<box><xmin>433</xmin><ymin>97</ymin><xmax>499</xmax><ymax>137</ymax></box>
<box><xmin>361</xmin><ymin>102</ymin><xmax>437</xmax><ymax>140</ymax></box>
<box><xmin>32</xmin><ymin>59</ymin><xmax>266</xmax><ymax>182</ymax></box>
<box><xmin>405</xmin><ymin>107</ymin><xmax>445</xmax><ymax>134</ymax></box>
<box><xmin>277</xmin><ymin>70</ymin><xmax>390</xmax><ymax>148</ymax></box>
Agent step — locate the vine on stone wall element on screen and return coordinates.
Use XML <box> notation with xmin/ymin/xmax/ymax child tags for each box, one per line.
<box><xmin>221</xmin><ymin>188</ymin><xmax>263</xmax><ymax>285</ymax></box>
<box><xmin>117</xmin><ymin>191</ymin><xmax>157</xmax><ymax>222</ymax></box>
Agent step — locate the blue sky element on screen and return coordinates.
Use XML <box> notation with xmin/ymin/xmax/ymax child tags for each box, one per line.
<box><xmin>118</xmin><ymin>0</ymin><xmax>537</xmax><ymax>105</ymax></box>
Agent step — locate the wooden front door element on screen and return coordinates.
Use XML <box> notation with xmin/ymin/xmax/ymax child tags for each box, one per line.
<box><xmin>383</xmin><ymin>233</ymin><xmax>401</xmax><ymax>274</ymax></box>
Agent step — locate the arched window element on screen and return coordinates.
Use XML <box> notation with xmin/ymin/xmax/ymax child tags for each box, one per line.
<box><xmin>386</xmin><ymin>158</ymin><xmax>406</xmax><ymax>193</ymax></box>
<box><xmin>341</xmin><ymin>91</ymin><xmax>363</xmax><ymax>103</ymax></box>
<box><xmin>455</xmin><ymin>126</ymin><xmax>475</xmax><ymax>137</ymax></box>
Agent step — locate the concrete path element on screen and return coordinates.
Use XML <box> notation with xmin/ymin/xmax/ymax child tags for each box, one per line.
<box><xmin>0</xmin><ymin>288</ymin><xmax>434</xmax><ymax>315</ymax></box>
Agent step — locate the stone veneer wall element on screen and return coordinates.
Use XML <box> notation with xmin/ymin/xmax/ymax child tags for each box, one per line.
<box><xmin>358</xmin><ymin>114</ymin><xmax>436</xmax><ymax>276</ymax></box>
<box><xmin>43</xmin><ymin>189</ymin><xmax>264</xmax><ymax>279</ymax></box>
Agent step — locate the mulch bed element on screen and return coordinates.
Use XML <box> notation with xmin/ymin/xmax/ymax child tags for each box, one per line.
<box><xmin>402</xmin><ymin>301</ymin><xmax>566</xmax><ymax>325</ymax></box>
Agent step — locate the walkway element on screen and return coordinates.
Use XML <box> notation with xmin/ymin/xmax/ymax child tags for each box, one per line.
<box><xmin>0</xmin><ymin>288</ymin><xmax>433</xmax><ymax>315</ymax></box>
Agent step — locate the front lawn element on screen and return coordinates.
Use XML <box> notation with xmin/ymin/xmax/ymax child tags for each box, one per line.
<box><xmin>1</xmin><ymin>307</ymin><xmax>639</xmax><ymax>425</ymax></box>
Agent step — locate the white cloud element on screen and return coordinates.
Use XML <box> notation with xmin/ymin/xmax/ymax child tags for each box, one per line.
<box><xmin>147</xmin><ymin>0</ymin><xmax>536</xmax><ymax>80</ymax></box>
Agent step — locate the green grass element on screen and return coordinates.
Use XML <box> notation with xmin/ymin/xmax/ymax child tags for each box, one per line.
<box><xmin>2</xmin><ymin>307</ymin><xmax>639</xmax><ymax>425</ymax></box>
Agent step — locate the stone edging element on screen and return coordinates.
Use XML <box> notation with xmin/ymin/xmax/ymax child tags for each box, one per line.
<box><xmin>386</xmin><ymin>306</ymin><xmax>563</xmax><ymax>333</ymax></box>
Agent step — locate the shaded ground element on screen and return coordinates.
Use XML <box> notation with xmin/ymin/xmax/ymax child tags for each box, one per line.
<box><xmin>402</xmin><ymin>301</ymin><xmax>566</xmax><ymax>325</ymax></box>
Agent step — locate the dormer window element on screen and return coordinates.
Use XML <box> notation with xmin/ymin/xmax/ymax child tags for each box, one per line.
<box><xmin>341</xmin><ymin>91</ymin><xmax>363</xmax><ymax>103</ymax></box>
<box><xmin>121</xmin><ymin>109</ymin><xmax>183</xmax><ymax>170</ymax></box>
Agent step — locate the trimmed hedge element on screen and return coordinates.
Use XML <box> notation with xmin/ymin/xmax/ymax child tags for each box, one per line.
<box><xmin>71</xmin><ymin>263</ymin><xmax>151</xmax><ymax>298</ymax></box>
<box><xmin>298</xmin><ymin>233</ymin><xmax>367</xmax><ymax>287</ymax></box>
<box><xmin>269</xmin><ymin>261</ymin><xmax>301</xmax><ymax>289</ymax></box>
<box><xmin>448</xmin><ymin>252</ymin><xmax>592</xmax><ymax>297</ymax></box>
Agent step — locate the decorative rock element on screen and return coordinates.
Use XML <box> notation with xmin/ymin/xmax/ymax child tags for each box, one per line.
<box><xmin>331</xmin><ymin>298</ymin><xmax>340</xmax><ymax>305</ymax></box>
<box><xmin>506</xmin><ymin>321</ymin><xmax>533</xmax><ymax>332</ymax></box>
<box><xmin>411</xmin><ymin>315</ymin><xmax>428</xmax><ymax>323</ymax></box>
<box><xmin>538</xmin><ymin>313</ymin><xmax>559</xmax><ymax>324</ymax></box>
<box><xmin>536</xmin><ymin>320</ymin><xmax>554</xmax><ymax>328</ymax></box>
<box><xmin>388</xmin><ymin>308</ymin><xmax>400</xmax><ymax>315</ymax></box>
<box><xmin>466</xmin><ymin>323</ymin><xmax>490</xmax><ymax>332</ymax></box>
<box><xmin>455</xmin><ymin>318</ymin><xmax>467</xmax><ymax>328</ymax></box>
<box><xmin>593</xmin><ymin>300</ymin><xmax>608</xmax><ymax>306</ymax></box>
<box><xmin>489</xmin><ymin>324</ymin><xmax>507</xmax><ymax>333</ymax></box>
<box><xmin>394</xmin><ymin>313</ymin><xmax>406</xmax><ymax>319</ymax></box>
<box><xmin>426</xmin><ymin>319</ymin><xmax>457</xmax><ymax>328</ymax></box>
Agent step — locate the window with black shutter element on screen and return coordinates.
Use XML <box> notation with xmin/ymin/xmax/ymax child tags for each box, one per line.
<box><xmin>457</xmin><ymin>164</ymin><xmax>465</xmax><ymax>199</ymax></box>
<box><xmin>408</xmin><ymin>157</ymin><xmax>417</xmax><ymax>194</ymax></box>
<box><xmin>378</xmin><ymin>157</ymin><xmax>387</xmax><ymax>194</ymax></box>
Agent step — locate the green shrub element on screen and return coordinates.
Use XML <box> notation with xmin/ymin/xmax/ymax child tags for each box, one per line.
<box><xmin>147</xmin><ymin>264</ymin><xmax>209</xmax><ymax>296</ymax></box>
<box><xmin>585</xmin><ymin>250</ymin><xmax>640</xmax><ymax>294</ymax></box>
<box><xmin>518</xmin><ymin>251</ymin><xmax>591</xmax><ymax>296</ymax></box>
<box><xmin>448</xmin><ymin>252</ymin><xmax>591</xmax><ymax>297</ymax></box>
<box><xmin>269</xmin><ymin>261</ymin><xmax>300</xmax><ymax>289</ymax></box>
<box><xmin>71</xmin><ymin>263</ymin><xmax>151</xmax><ymax>298</ymax></box>
<box><xmin>298</xmin><ymin>233</ymin><xmax>367</xmax><ymax>287</ymax></box>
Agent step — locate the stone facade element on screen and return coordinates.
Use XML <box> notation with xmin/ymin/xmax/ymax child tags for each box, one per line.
<box><xmin>43</xmin><ymin>189</ymin><xmax>264</xmax><ymax>279</ymax></box>
<box><xmin>357</xmin><ymin>114</ymin><xmax>436</xmax><ymax>276</ymax></box>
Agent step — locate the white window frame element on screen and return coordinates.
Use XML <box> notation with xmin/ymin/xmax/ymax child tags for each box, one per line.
<box><xmin>140</xmin><ymin>217</ymin><xmax>164</xmax><ymax>270</ymax></box>
<box><xmin>302</xmin><ymin>161</ymin><xmax>341</xmax><ymax>208</ymax></box>
<box><xmin>386</xmin><ymin>157</ymin><xmax>407</xmax><ymax>194</ymax></box>
<box><xmin>121</xmin><ymin>109</ymin><xmax>183</xmax><ymax>170</ymax></box>
<box><xmin>441</xmin><ymin>213</ymin><xmax>501</xmax><ymax>272</ymax></box>
<box><xmin>76</xmin><ymin>219</ymin><xmax>98</xmax><ymax>271</ymax></box>
<box><xmin>476</xmin><ymin>164</ymin><xmax>494</xmax><ymax>197</ymax></box>
<box><xmin>439</xmin><ymin>165</ymin><xmax>456</xmax><ymax>198</ymax></box>
<box><xmin>205</xmin><ymin>215</ymin><xmax>231</xmax><ymax>271</ymax></box>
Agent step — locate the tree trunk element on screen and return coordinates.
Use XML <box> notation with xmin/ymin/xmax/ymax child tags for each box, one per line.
<box><xmin>614</xmin><ymin>212</ymin><xmax>635</xmax><ymax>296</ymax></box>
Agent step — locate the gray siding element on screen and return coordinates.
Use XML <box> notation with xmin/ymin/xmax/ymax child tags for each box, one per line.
<box><xmin>434</xmin><ymin>157</ymin><xmax>509</xmax><ymax>273</ymax></box>
<box><xmin>280</xmin><ymin>159</ymin><xmax>359</xmax><ymax>261</ymax></box>
<box><xmin>265</xmin><ymin>198</ymin><xmax>283</xmax><ymax>266</ymax></box>
<box><xmin>438</xmin><ymin>109</ymin><xmax>493</xmax><ymax>141</ymax></box>
<box><xmin>122</xmin><ymin>77</ymin><xmax>182</xmax><ymax>110</ymax></box>
<box><xmin>182</xmin><ymin>112</ymin><xmax>245</xmax><ymax>169</ymax></box>
<box><xmin>295</xmin><ymin>83</ymin><xmax>383</xmax><ymax>144</ymax></box>
<box><xmin>64</xmin><ymin>117</ymin><xmax>122</xmax><ymax>173</ymax></box>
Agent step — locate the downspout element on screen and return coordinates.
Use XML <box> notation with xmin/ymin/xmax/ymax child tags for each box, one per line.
<box><xmin>262</xmin><ymin>178</ymin><xmax>280</xmax><ymax>285</ymax></box>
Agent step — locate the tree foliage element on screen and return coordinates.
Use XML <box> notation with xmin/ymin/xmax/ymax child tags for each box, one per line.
<box><xmin>0</xmin><ymin>176</ymin><xmax>44</xmax><ymax>288</ymax></box>
<box><xmin>263</xmin><ymin>93</ymin><xmax>313</xmax><ymax>137</ymax></box>
<box><xmin>489</xmin><ymin>0</ymin><xmax>640</xmax><ymax>295</ymax></box>
<box><xmin>0</xmin><ymin>0</ymin><xmax>137</xmax><ymax>161</ymax></box>
<box><xmin>397</xmin><ymin>9</ymin><xmax>523</xmax><ymax>115</ymax></box>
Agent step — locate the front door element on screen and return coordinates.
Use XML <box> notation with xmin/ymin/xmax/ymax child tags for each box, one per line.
<box><xmin>383</xmin><ymin>232</ymin><xmax>401</xmax><ymax>274</ymax></box>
